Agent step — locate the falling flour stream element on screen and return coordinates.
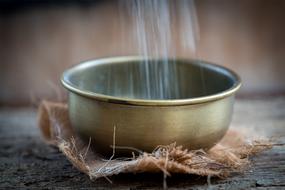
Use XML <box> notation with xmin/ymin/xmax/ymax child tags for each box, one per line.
<box><xmin>116</xmin><ymin>0</ymin><xmax>202</xmax><ymax>99</ymax></box>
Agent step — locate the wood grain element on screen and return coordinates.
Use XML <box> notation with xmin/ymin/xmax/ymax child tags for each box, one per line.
<box><xmin>0</xmin><ymin>98</ymin><xmax>284</xmax><ymax>189</ymax></box>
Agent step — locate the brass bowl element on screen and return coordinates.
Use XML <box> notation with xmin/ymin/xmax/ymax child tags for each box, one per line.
<box><xmin>61</xmin><ymin>56</ymin><xmax>241</xmax><ymax>156</ymax></box>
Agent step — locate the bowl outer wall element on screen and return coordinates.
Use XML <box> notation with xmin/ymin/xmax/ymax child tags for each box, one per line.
<box><xmin>68</xmin><ymin>92</ymin><xmax>235</xmax><ymax>155</ymax></box>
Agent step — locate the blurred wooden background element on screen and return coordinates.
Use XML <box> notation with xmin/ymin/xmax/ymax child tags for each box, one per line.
<box><xmin>1</xmin><ymin>0</ymin><xmax>285</xmax><ymax>106</ymax></box>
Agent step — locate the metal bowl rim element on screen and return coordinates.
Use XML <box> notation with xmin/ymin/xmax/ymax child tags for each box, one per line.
<box><xmin>61</xmin><ymin>56</ymin><xmax>241</xmax><ymax>106</ymax></box>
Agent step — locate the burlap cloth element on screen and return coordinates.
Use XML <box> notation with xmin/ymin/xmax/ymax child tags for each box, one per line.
<box><xmin>38</xmin><ymin>100</ymin><xmax>272</xmax><ymax>180</ymax></box>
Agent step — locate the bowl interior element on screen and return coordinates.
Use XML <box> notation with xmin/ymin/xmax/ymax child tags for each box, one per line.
<box><xmin>63</xmin><ymin>59</ymin><xmax>239</xmax><ymax>100</ymax></box>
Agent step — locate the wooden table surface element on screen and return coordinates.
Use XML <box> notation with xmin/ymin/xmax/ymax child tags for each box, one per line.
<box><xmin>1</xmin><ymin>97</ymin><xmax>285</xmax><ymax>189</ymax></box>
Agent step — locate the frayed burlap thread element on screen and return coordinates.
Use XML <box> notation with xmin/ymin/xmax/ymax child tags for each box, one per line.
<box><xmin>38</xmin><ymin>100</ymin><xmax>272</xmax><ymax>180</ymax></box>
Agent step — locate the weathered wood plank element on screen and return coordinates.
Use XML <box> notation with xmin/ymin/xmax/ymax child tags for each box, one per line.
<box><xmin>0</xmin><ymin>98</ymin><xmax>284</xmax><ymax>189</ymax></box>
